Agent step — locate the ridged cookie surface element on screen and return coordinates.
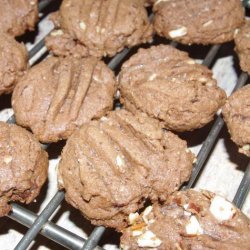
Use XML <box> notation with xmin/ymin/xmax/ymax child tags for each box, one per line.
<box><xmin>12</xmin><ymin>56</ymin><xmax>116</xmax><ymax>142</ymax></box>
<box><xmin>119</xmin><ymin>45</ymin><xmax>226</xmax><ymax>132</ymax></box>
<box><xmin>58</xmin><ymin>110</ymin><xmax>195</xmax><ymax>229</ymax></box>
<box><xmin>46</xmin><ymin>0</ymin><xmax>152</xmax><ymax>58</ymax></box>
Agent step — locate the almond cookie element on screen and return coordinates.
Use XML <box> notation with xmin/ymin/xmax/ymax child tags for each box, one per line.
<box><xmin>0</xmin><ymin>32</ymin><xmax>28</xmax><ymax>96</ymax></box>
<box><xmin>235</xmin><ymin>21</ymin><xmax>250</xmax><ymax>74</ymax></box>
<box><xmin>222</xmin><ymin>84</ymin><xmax>250</xmax><ymax>157</ymax></box>
<box><xmin>121</xmin><ymin>189</ymin><xmax>250</xmax><ymax>249</ymax></box>
<box><xmin>45</xmin><ymin>0</ymin><xmax>153</xmax><ymax>58</ymax></box>
<box><xmin>58</xmin><ymin>110</ymin><xmax>195</xmax><ymax>230</ymax></box>
<box><xmin>153</xmin><ymin>0</ymin><xmax>245</xmax><ymax>45</ymax></box>
<box><xmin>0</xmin><ymin>122</ymin><xmax>48</xmax><ymax>217</ymax></box>
<box><xmin>0</xmin><ymin>0</ymin><xmax>38</xmax><ymax>37</ymax></box>
<box><xmin>12</xmin><ymin>56</ymin><xmax>116</xmax><ymax>143</ymax></box>
<box><xmin>118</xmin><ymin>45</ymin><xmax>226</xmax><ymax>132</ymax></box>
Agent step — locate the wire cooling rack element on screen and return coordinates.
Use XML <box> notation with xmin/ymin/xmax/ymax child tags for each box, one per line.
<box><xmin>1</xmin><ymin>0</ymin><xmax>250</xmax><ymax>249</ymax></box>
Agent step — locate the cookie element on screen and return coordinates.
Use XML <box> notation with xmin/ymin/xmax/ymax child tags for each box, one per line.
<box><xmin>0</xmin><ymin>32</ymin><xmax>28</xmax><ymax>96</ymax></box>
<box><xmin>0</xmin><ymin>122</ymin><xmax>48</xmax><ymax>217</ymax></box>
<box><xmin>222</xmin><ymin>84</ymin><xmax>250</xmax><ymax>157</ymax></box>
<box><xmin>235</xmin><ymin>21</ymin><xmax>250</xmax><ymax>74</ymax></box>
<box><xmin>0</xmin><ymin>0</ymin><xmax>38</xmax><ymax>37</ymax></box>
<box><xmin>58</xmin><ymin>110</ymin><xmax>195</xmax><ymax>230</ymax></box>
<box><xmin>153</xmin><ymin>0</ymin><xmax>245</xmax><ymax>45</ymax></box>
<box><xmin>12</xmin><ymin>56</ymin><xmax>116</xmax><ymax>143</ymax></box>
<box><xmin>45</xmin><ymin>0</ymin><xmax>153</xmax><ymax>58</ymax></box>
<box><xmin>118</xmin><ymin>45</ymin><xmax>226</xmax><ymax>132</ymax></box>
<box><xmin>121</xmin><ymin>189</ymin><xmax>250</xmax><ymax>249</ymax></box>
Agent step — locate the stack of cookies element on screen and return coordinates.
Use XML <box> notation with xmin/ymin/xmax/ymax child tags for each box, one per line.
<box><xmin>0</xmin><ymin>0</ymin><xmax>250</xmax><ymax>249</ymax></box>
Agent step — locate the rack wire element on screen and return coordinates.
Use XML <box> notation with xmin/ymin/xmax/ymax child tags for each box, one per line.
<box><xmin>1</xmin><ymin>0</ymin><xmax>249</xmax><ymax>249</ymax></box>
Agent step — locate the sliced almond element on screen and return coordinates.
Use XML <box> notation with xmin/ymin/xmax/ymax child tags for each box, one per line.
<box><xmin>185</xmin><ymin>216</ymin><xmax>203</xmax><ymax>235</ymax></box>
<box><xmin>203</xmin><ymin>20</ymin><xmax>213</xmax><ymax>27</ymax></box>
<box><xmin>142</xmin><ymin>206</ymin><xmax>153</xmax><ymax>224</ymax></box>
<box><xmin>129</xmin><ymin>212</ymin><xmax>139</xmax><ymax>225</ymax></box>
<box><xmin>137</xmin><ymin>230</ymin><xmax>162</xmax><ymax>248</ymax></box>
<box><xmin>4</xmin><ymin>156</ymin><xmax>12</xmax><ymax>164</ymax></box>
<box><xmin>79</xmin><ymin>21</ymin><xmax>86</xmax><ymax>30</ymax></box>
<box><xmin>209</xmin><ymin>195</ymin><xmax>236</xmax><ymax>222</ymax></box>
<box><xmin>169</xmin><ymin>27</ymin><xmax>187</xmax><ymax>38</ymax></box>
<box><xmin>116</xmin><ymin>155</ymin><xmax>124</xmax><ymax>167</ymax></box>
<box><xmin>51</xmin><ymin>29</ymin><xmax>64</xmax><ymax>36</ymax></box>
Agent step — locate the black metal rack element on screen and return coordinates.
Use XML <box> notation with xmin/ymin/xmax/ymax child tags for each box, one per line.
<box><xmin>1</xmin><ymin>0</ymin><xmax>250</xmax><ymax>249</ymax></box>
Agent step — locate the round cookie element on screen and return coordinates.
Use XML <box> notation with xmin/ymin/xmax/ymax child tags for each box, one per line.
<box><xmin>0</xmin><ymin>122</ymin><xmax>48</xmax><ymax>217</ymax></box>
<box><xmin>0</xmin><ymin>32</ymin><xmax>28</xmax><ymax>96</ymax></box>
<box><xmin>45</xmin><ymin>0</ymin><xmax>153</xmax><ymax>58</ymax></box>
<box><xmin>58</xmin><ymin>109</ymin><xmax>195</xmax><ymax>230</ymax></box>
<box><xmin>153</xmin><ymin>0</ymin><xmax>245</xmax><ymax>45</ymax></box>
<box><xmin>235</xmin><ymin>21</ymin><xmax>250</xmax><ymax>74</ymax></box>
<box><xmin>12</xmin><ymin>55</ymin><xmax>116</xmax><ymax>143</ymax></box>
<box><xmin>0</xmin><ymin>0</ymin><xmax>38</xmax><ymax>37</ymax></box>
<box><xmin>222</xmin><ymin>84</ymin><xmax>250</xmax><ymax>157</ymax></box>
<box><xmin>118</xmin><ymin>45</ymin><xmax>226</xmax><ymax>132</ymax></box>
<box><xmin>121</xmin><ymin>189</ymin><xmax>250</xmax><ymax>249</ymax></box>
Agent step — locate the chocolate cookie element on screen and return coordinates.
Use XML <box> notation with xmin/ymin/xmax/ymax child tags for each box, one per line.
<box><xmin>58</xmin><ymin>110</ymin><xmax>195</xmax><ymax>229</ymax></box>
<box><xmin>118</xmin><ymin>45</ymin><xmax>226</xmax><ymax>132</ymax></box>
<box><xmin>0</xmin><ymin>32</ymin><xmax>28</xmax><ymax>96</ymax></box>
<box><xmin>45</xmin><ymin>0</ymin><xmax>153</xmax><ymax>58</ymax></box>
<box><xmin>0</xmin><ymin>0</ymin><xmax>38</xmax><ymax>37</ymax></box>
<box><xmin>0</xmin><ymin>122</ymin><xmax>48</xmax><ymax>217</ymax></box>
<box><xmin>153</xmin><ymin>0</ymin><xmax>245</xmax><ymax>45</ymax></box>
<box><xmin>222</xmin><ymin>84</ymin><xmax>250</xmax><ymax>157</ymax></box>
<box><xmin>12</xmin><ymin>56</ymin><xmax>116</xmax><ymax>143</ymax></box>
<box><xmin>121</xmin><ymin>189</ymin><xmax>250</xmax><ymax>249</ymax></box>
<box><xmin>235</xmin><ymin>21</ymin><xmax>250</xmax><ymax>74</ymax></box>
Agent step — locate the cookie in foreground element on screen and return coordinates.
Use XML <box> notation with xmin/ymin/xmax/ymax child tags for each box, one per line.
<box><xmin>121</xmin><ymin>189</ymin><xmax>250</xmax><ymax>249</ymax></box>
<box><xmin>58</xmin><ymin>109</ymin><xmax>195</xmax><ymax>230</ymax></box>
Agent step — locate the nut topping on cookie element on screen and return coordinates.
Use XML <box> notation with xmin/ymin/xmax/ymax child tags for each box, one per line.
<box><xmin>209</xmin><ymin>195</ymin><xmax>236</xmax><ymax>222</ymax></box>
